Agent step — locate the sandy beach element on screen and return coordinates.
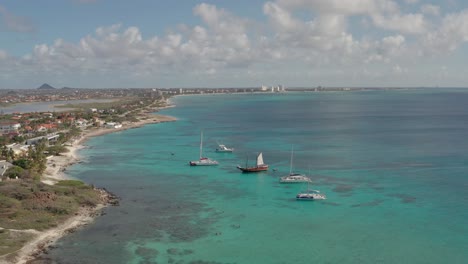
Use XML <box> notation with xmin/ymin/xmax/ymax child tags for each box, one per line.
<box><xmin>42</xmin><ymin>112</ymin><xmax>177</xmax><ymax>185</ymax></box>
<box><xmin>0</xmin><ymin>109</ymin><xmax>176</xmax><ymax>264</ymax></box>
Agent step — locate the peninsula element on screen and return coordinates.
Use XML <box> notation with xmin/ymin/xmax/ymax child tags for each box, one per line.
<box><xmin>0</xmin><ymin>91</ymin><xmax>176</xmax><ymax>264</ymax></box>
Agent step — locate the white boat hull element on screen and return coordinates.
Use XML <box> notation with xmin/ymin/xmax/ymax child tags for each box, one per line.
<box><xmin>189</xmin><ymin>158</ymin><xmax>218</xmax><ymax>166</ymax></box>
<box><xmin>296</xmin><ymin>193</ymin><xmax>326</xmax><ymax>200</ymax></box>
<box><xmin>279</xmin><ymin>174</ymin><xmax>311</xmax><ymax>183</ymax></box>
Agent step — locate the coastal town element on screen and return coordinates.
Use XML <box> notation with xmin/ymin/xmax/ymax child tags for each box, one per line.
<box><xmin>0</xmin><ymin>86</ymin><xmax>180</xmax><ymax>263</ymax></box>
<box><xmin>1</xmin><ymin>84</ymin><xmax>393</xmax><ymax>107</ymax></box>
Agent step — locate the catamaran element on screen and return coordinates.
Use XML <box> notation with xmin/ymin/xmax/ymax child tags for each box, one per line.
<box><xmin>295</xmin><ymin>170</ymin><xmax>326</xmax><ymax>200</ymax></box>
<box><xmin>296</xmin><ymin>189</ymin><xmax>326</xmax><ymax>200</ymax></box>
<box><xmin>237</xmin><ymin>152</ymin><xmax>268</xmax><ymax>172</ymax></box>
<box><xmin>189</xmin><ymin>131</ymin><xmax>218</xmax><ymax>166</ymax></box>
<box><xmin>296</xmin><ymin>181</ymin><xmax>326</xmax><ymax>200</ymax></box>
<box><xmin>279</xmin><ymin>146</ymin><xmax>311</xmax><ymax>183</ymax></box>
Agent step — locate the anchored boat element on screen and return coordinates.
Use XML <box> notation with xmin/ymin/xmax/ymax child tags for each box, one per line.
<box><xmin>237</xmin><ymin>152</ymin><xmax>268</xmax><ymax>172</ymax></box>
<box><xmin>279</xmin><ymin>146</ymin><xmax>311</xmax><ymax>183</ymax></box>
<box><xmin>189</xmin><ymin>131</ymin><xmax>218</xmax><ymax>166</ymax></box>
<box><xmin>216</xmin><ymin>144</ymin><xmax>234</xmax><ymax>153</ymax></box>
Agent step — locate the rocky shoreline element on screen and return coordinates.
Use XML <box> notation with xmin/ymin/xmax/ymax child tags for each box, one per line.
<box><xmin>0</xmin><ymin>104</ymin><xmax>176</xmax><ymax>264</ymax></box>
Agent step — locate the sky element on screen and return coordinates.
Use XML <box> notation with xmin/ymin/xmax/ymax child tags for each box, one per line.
<box><xmin>1</xmin><ymin>0</ymin><xmax>468</xmax><ymax>89</ymax></box>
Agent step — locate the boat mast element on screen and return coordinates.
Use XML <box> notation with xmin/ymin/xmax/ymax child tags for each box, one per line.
<box><xmin>289</xmin><ymin>145</ymin><xmax>294</xmax><ymax>174</ymax></box>
<box><xmin>199</xmin><ymin>130</ymin><xmax>203</xmax><ymax>159</ymax></box>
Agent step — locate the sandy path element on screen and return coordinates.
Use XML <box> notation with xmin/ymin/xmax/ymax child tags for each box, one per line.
<box><xmin>0</xmin><ymin>109</ymin><xmax>175</xmax><ymax>263</ymax></box>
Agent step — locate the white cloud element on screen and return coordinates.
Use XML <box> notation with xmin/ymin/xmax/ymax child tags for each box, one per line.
<box><xmin>370</xmin><ymin>13</ymin><xmax>427</xmax><ymax>34</ymax></box>
<box><xmin>421</xmin><ymin>4</ymin><xmax>440</xmax><ymax>16</ymax></box>
<box><xmin>268</xmin><ymin>0</ymin><xmax>428</xmax><ymax>35</ymax></box>
<box><xmin>421</xmin><ymin>10</ymin><xmax>468</xmax><ymax>54</ymax></box>
<box><xmin>273</xmin><ymin>0</ymin><xmax>389</xmax><ymax>15</ymax></box>
<box><xmin>1</xmin><ymin>3</ymin><xmax>256</xmax><ymax>86</ymax></box>
<box><xmin>2</xmin><ymin>1</ymin><xmax>468</xmax><ymax>88</ymax></box>
<box><xmin>263</xmin><ymin>2</ymin><xmax>303</xmax><ymax>32</ymax></box>
<box><xmin>392</xmin><ymin>64</ymin><xmax>408</xmax><ymax>75</ymax></box>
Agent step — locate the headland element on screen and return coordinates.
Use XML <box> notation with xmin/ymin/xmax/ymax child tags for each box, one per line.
<box><xmin>0</xmin><ymin>100</ymin><xmax>176</xmax><ymax>264</ymax></box>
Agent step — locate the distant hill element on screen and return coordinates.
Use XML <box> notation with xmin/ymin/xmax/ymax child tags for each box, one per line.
<box><xmin>37</xmin><ymin>83</ymin><xmax>55</xmax><ymax>90</ymax></box>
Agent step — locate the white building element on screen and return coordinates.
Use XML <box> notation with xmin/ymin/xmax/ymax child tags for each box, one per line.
<box><xmin>75</xmin><ymin>119</ymin><xmax>88</xmax><ymax>127</ymax></box>
<box><xmin>104</xmin><ymin>122</ymin><xmax>122</xmax><ymax>129</ymax></box>
<box><xmin>0</xmin><ymin>122</ymin><xmax>21</xmax><ymax>134</ymax></box>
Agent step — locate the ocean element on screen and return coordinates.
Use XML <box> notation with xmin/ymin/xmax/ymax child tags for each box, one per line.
<box><xmin>42</xmin><ymin>89</ymin><xmax>468</xmax><ymax>264</ymax></box>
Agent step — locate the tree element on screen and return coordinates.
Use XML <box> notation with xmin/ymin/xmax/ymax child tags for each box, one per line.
<box><xmin>69</xmin><ymin>126</ymin><xmax>81</xmax><ymax>138</ymax></box>
<box><xmin>1</xmin><ymin>145</ymin><xmax>7</xmax><ymax>159</ymax></box>
<box><xmin>4</xmin><ymin>166</ymin><xmax>27</xmax><ymax>179</ymax></box>
<box><xmin>7</xmin><ymin>148</ymin><xmax>14</xmax><ymax>162</ymax></box>
<box><xmin>47</xmin><ymin>145</ymin><xmax>68</xmax><ymax>156</ymax></box>
<box><xmin>13</xmin><ymin>158</ymin><xmax>32</xmax><ymax>169</ymax></box>
<box><xmin>12</xmin><ymin>135</ymin><xmax>24</xmax><ymax>143</ymax></box>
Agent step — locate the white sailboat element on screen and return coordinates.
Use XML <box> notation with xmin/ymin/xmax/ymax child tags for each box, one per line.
<box><xmin>279</xmin><ymin>146</ymin><xmax>311</xmax><ymax>183</ymax></box>
<box><xmin>189</xmin><ymin>131</ymin><xmax>218</xmax><ymax>166</ymax></box>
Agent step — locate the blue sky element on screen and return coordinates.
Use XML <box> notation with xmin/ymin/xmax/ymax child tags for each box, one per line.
<box><xmin>1</xmin><ymin>0</ymin><xmax>468</xmax><ymax>89</ymax></box>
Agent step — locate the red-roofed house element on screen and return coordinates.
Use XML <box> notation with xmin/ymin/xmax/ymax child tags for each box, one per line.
<box><xmin>36</xmin><ymin>123</ymin><xmax>58</xmax><ymax>132</ymax></box>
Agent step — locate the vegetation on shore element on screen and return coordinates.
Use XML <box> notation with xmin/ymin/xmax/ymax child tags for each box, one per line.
<box><xmin>0</xmin><ymin>179</ymin><xmax>103</xmax><ymax>256</ymax></box>
<box><xmin>2</xmin><ymin>135</ymin><xmax>74</xmax><ymax>181</ymax></box>
<box><xmin>0</xmin><ymin>95</ymin><xmax>169</xmax><ymax>259</ymax></box>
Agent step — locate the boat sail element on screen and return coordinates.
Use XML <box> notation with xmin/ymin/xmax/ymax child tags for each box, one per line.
<box><xmin>279</xmin><ymin>146</ymin><xmax>311</xmax><ymax>183</ymax></box>
<box><xmin>237</xmin><ymin>152</ymin><xmax>268</xmax><ymax>172</ymax></box>
<box><xmin>189</xmin><ymin>131</ymin><xmax>218</xmax><ymax>166</ymax></box>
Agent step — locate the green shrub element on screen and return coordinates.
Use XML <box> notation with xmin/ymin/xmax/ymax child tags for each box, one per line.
<box><xmin>12</xmin><ymin>159</ymin><xmax>31</xmax><ymax>170</ymax></box>
<box><xmin>56</xmin><ymin>180</ymin><xmax>85</xmax><ymax>187</ymax></box>
<box><xmin>4</xmin><ymin>166</ymin><xmax>26</xmax><ymax>179</ymax></box>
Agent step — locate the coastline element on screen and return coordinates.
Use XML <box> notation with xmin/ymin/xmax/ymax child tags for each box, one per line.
<box><xmin>42</xmin><ymin>111</ymin><xmax>177</xmax><ymax>185</ymax></box>
<box><xmin>0</xmin><ymin>106</ymin><xmax>176</xmax><ymax>264</ymax></box>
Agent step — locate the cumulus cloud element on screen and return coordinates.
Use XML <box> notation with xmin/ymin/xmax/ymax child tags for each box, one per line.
<box><xmin>1</xmin><ymin>1</ymin><xmax>468</xmax><ymax>88</ymax></box>
<box><xmin>0</xmin><ymin>4</ymin><xmax>36</xmax><ymax>32</ymax></box>
<box><xmin>421</xmin><ymin>10</ymin><xmax>468</xmax><ymax>54</ymax></box>
<box><xmin>1</xmin><ymin>3</ymin><xmax>256</xmax><ymax>85</ymax></box>
<box><xmin>273</xmin><ymin>0</ymin><xmax>387</xmax><ymax>15</ymax></box>
<box><xmin>371</xmin><ymin>13</ymin><xmax>427</xmax><ymax>34</ymax></box>
<box><xmin>421</xmin><ymin>4</ymin><xmax>440</xmax><ymax>16</ymax></box>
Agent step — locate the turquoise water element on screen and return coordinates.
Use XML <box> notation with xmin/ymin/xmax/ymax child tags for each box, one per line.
<box><xmin>44</xmin><ymin>90</ymin><xmax>467</xmax><ymax>264</ymax></box>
